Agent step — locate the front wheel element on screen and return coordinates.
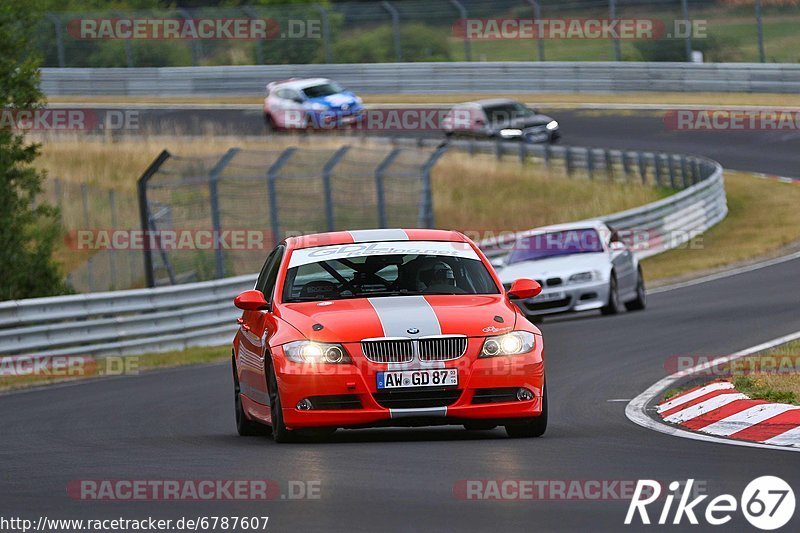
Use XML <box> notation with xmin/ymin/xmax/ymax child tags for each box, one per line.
<box><xmin>267</xmin><ymin>361</ymin><xmax>294</xmax><ymax>443</ymax></box>
<box><xmin>600</xmin><ymin>275</ymin><xmax>620</xmax><ymax>315</ymax></box>
<box><xmin>625</xmin><ymin>268</ymin><xmax>647</xmax><ymax>311</ymax></box>
<box><xmin>505</xmin><ymin>386</ymin><xmax>548</xmax><ymax>438</ymax></box>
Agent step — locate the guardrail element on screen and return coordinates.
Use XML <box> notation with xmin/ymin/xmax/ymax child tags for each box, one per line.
<box><xmin>41</xmin><ymin>62</ymin><xmax>800</xmax><ymax>96</ymax></box>
<box><xmin>0</xmin><ymin>139</ymin><xmax>726</xmax><ymax>359</ymax></box>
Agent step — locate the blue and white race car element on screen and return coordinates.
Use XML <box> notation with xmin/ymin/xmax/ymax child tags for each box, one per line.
<box><xmin>263</xmin><ymin>77</ymin><xmax>364</xmax><ymax>130</ymax></box>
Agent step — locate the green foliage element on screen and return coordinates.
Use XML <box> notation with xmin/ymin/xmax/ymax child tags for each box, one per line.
<box><xmin>629</xmin><ymin>34</ymin><xmax>742</xmax><ymax>63</ymax></box>
<box><xmin>331</xmin><ymin>23</ymin><xmax>452</xmax><ymax>63</ymax></box>
<box><xmin>0</xmin><ymin>0</ymin><xmax>70</xmax><ymax>300</ymax></box>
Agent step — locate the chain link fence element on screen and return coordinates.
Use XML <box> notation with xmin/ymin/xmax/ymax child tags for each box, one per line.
<box><xmin>138</xmin><ymin>142</ymin><xmax>443</xmax><ymax>288</ymax></box>
<box><xmin>36</xmin><ymin>1</ymin><xmax>796</xmax><ymax>68</ymax></box>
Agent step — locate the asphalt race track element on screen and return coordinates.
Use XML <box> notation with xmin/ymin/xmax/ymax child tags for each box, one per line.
<box><xmin>3</xmin><ymin>104</ymin><xmax>800</xmax><ymax>531</ymax></box>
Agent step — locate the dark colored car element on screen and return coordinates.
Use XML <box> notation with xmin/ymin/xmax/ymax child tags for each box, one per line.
<box><xmin>442</xmin><ymin>99</ymin><xmax>560</xmax><ymax>144</ymax></box>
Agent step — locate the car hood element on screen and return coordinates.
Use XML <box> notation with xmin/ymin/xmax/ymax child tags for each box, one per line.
<box><xmin>305</xmin><ymin>91</ymin><xmax>360</xmax><ymax>110</ymax></box>
<box><xmin>279</xmin><ymin>295</ymin><xmax>518</xmax><ymax>343</ymax></box>
<box><xmin>497</xmin><ymin>253</ymin><xmax>609</xmax><ymax>283</ymax></box>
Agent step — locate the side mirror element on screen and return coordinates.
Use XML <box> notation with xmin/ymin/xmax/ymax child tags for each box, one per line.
<box><xmin>609</xmin><ymin>241</ymin><xmax>626</xmax><ymax>252</ymax></box>
<box><xmin>507</xmin><ymin>278</ymin><xmax>542</xmax><ymax>300</ymax></box>
<box><xmin>234</xmin><ymin>290</ymin><xmax>269</xmax><ymax>311</ymax></box>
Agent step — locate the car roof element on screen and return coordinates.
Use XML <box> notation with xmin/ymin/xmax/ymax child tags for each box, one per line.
<box><xmin>286</xmin><ymin>229</ymin><xmax>470</xmax><ymax>251</ymax></box>
<box><xmin>513</xmin><ymin>220</ymin><xmax>610</xmax><ymax>240</ymax></box>
<box><xmin>270</xmin><ymin>77</ymin><xmax>332</xmax><ymax>91</ymax></box>
<box><xmin>467</xmin><ymin>98</ymin><xmax>520</xmax><ymax>108</ymax></box>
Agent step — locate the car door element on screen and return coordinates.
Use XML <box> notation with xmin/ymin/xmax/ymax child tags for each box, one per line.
<box><xmin>608</xmin><ymin>229</ymin><xmax>637</xmax><ymax>298</ymax></box>
<box><xmin>237</xmin><ymin>245</ymin><xmax>285</xmax><ymax>406</ymax></box>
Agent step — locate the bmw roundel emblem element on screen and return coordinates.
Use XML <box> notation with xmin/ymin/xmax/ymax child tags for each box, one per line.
<box><xmin>407</xmin><ymin>328</ymin><xmax>420</xmax><ymax>334</ymax></box>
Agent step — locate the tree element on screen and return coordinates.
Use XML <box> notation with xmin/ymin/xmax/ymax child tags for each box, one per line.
<box><xmin>0</xmin><ymin>0</ymin><xmax>69</xmax><ymax>300</ymax></box>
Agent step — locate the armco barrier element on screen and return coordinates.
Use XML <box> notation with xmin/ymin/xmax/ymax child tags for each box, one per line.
<box><xmin>0</xmin><ymin>140</ymin><xmax>726</xmax><ymax>359</ymax></box>
<box><xmin>40</xmin><ymin>62</ymin><xmax>800</xmax><ymax>96</ymax></box>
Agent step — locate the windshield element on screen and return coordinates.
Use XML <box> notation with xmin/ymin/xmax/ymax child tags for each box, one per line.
<box><xmin>483</xmin><ymin>102</ymin><xmax>533</xmax><ymax>124</ymax></box>
<box><xmin>283</xmin><ymin>243</ymin><xmax>499</xmax><ymax>302</ymax></box>
<box><xmin>302</xmin><ymin>82</ymin><xmax>345</xmax><ymax>98</ymax></box>
<box><xmin>506</xmin><ymin>229</ymin><xmax>605</xmax><ymax>264</ymax></box>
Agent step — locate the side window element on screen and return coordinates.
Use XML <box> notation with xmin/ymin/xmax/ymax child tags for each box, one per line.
<box><xmin>255</xmin><ymin>245</ymin><xmax>285</xmax><ymax>302</ymax></box>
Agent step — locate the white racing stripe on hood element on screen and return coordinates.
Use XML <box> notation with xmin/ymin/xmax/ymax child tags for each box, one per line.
<box><xmin>348</xmin><ymin>229</ymin><xmax>408</xmax><ymax>242</ymax></box>
<box><xmin>368</xmin><ymin>296</ymin><xmax>445</xmax><ymax>371</ymax></box>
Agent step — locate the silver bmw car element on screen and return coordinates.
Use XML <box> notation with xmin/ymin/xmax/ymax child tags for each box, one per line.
<box><xmin>495</xmin><ymin>221</ymin><xmax>646</xmax><ymax>322</ymax></box>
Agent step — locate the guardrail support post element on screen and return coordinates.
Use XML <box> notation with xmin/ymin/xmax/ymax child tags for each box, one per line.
<box><xmin>692</xmin><ymin>158</ymin><xmax>701</xmax><ymax>185</ymax></box>
<box><xmin>586</xmin><ymin>148</ymin><xmax>594</xmax><ymax>180</ymax></box>
<box><xmin>604</xmin><ymin>149</ymin><xmax>613</xmax><ymax>180</ymax></box>
<box><xmin>208</xmin><ymin>148</ymin><xmax>240</xmax><ymax>279</ymax></box>
<box><xmin>668</xmin><ymin>155</ymin><xmax>677</xmax><ymax>189</ymax></box>
<box><xmin>137</xmin><ymin>150</ymin><xmax>171</xmax><ymax>288</ymax></box>
<box><xmin>680</xmin><ymin>155</ymin><xmax>690</xmax><ymax>189</ymax></box>
<box><xmin>267</xmin><ymin>148</ymin><xmax>297</xmax><ymax>247</ymax></box>
<box><xmin>519</xmin><ymin>141</ymin><xmax>527</xmax><ymax>164</ymax></box>
<box><xmin>374</xmin><ymin>148</ymin><xmax>402</xmax><ymax>228</ymax></box>
<box><xmin>381</xmin><ymin>1</ymin><xmax>403</xmax><ymax>62</ymax></box>
<box><xmin>637</xmin><ymin>152</ymin><xmax>647</xmax><ymax>185</ymax></box>
<box><xmin>81</xmin><ymin>184</ymin><xmax>94</xmax><ymax>292</ymax></box>
<box><xmin>566</xmin><ymin>147</ymin><xmax>573</xmax><ymax>177</ymax></box>
<box><xmin>420</xmin><ymin>146</ymin><xmax>448</xmax><ymax>228</ymax></box>
<box><xmin>654</xmin><ymin>154</ymin><xmax>663</xmax><ymax>187</ymax></box>
<box><xmin>109</xmin><ymin>189</ymin><xmax>118</xmax><ymax>290</ymax></box>
<box><xmin>322</xmin><ymin>146</ymin><xmax>350</xmax><ymax>232</ymax></box>
<box><xmin>543</xmin><ymin>143</ymin><xmax>551</xmax><ymax>168</ymax></box>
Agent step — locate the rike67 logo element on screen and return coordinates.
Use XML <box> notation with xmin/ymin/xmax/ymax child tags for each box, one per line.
<box><xmin>625</xmin><ymin>477</ymin><xmax>795</xmax><ymax>530</ymax></box>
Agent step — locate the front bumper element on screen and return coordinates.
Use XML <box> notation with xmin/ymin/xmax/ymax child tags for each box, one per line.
<box><xmin>271</xmin><ymin>338</ymin><xmax>545</xmax><ymax>429</ymax></box>
<box><xmin>518</xmin><ymin>279</ymin><xmax>609</xmax><ymax>317</ymax></box>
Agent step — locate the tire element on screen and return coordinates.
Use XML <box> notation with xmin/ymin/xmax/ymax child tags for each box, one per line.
<box><xmin>263</xmin><ymin>112</ymin><xmax>276</xmax><ymax>132</ymax></box>
<box><xmin>600</xmin><ymin>274</ymin><xmax>621</xmax><ymax>315</ymax></box>
<box><xmin>233</xmin><ymin>357</ymin><xmax>267</xmax><ymax>437</ymax></box>
<box><xmin>504</xmin><ymin>386</ymin><xmax>548</xmax><ymax>438</ymax></box>
<box><xmin>625</xmin><ymin>268</ymin><xmax>647</xmax><ymax>312</ymax></box>
<box><xmin>267</xmin><ymin>360</ymin><xmax>294</xmax><ymax>443</ymax></box>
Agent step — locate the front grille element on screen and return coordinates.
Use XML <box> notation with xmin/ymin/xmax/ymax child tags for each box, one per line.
<box><xmin>373</xmin><ymin>389</ymin><xmax>462</xmax><ymax>409</ymax></box>
<box><xmin>546</xmin><ymin>277</ymin><xmax>563</xmax><ymax>287</ymax></box>
<box><xmin>307</xmin><ymin>395</ymin><xmax>362</xmax><ymax>410</ymax></box>
<box><xmin>418</xmin><ymin>336</ymin><xmax>467</xmax><ymax>361</ymax></box>
<box><xmin>525</xmin><ymin>297</ymin><xmax>571</xmax><ymax>311</ymax></box>
<box><xmin>472</xmin><ymin>387</ymin><xmax>519</xmax><ymax>405</ymax></box>
<box><xmin>361</xmin><ymin>339</ymin><xmax>414</xmax><ymax>363</ymax></box>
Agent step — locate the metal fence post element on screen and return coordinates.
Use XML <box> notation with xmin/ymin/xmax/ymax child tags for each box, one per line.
<box><xmin>208</xmin><ymin>148</ymin><xmax>240</xmax><ymax>279</ymax></box>
<box><xmin>566</xmin><ymin>146</ymin><xmax>573</xmax><ymax>177</ymax></box>
<box><xmin>519</xmin><ymin>141</ymin><xmax>527</xmax><ymax>164</ymax></box>
<box><xmin>654</xmin><ymin>154</ymin><xmax>663</xmax><ymax>187</ymax></box>
<box><xmin>755</xmin><ymin>0</ymin><xmax>766</xmax><ymax>63</ymax></box>
<box><xmin>45</xmin><ymin>13</ymin><xmax>65</xmax><ymax>67</ymax></box>
<box><xmin>450</xmin><ymin>0</ymin><xmax>471</xmax><ymax>61</ymax></box>
<box><xmin>375</xmin><ymin>148</ymin><xmax>402</xmax><ymax>227</ymax></box>
<box><xmin>382</xmin><ymin>1</ymin><xmax>403</xmax><ymax>62</ymax></box>
<box><xmin>604</xmin><ymin>149</ymin><xmax>613</xmax><ymax>180</ymax></box>
<box><xmin>112</xmin><ymin>11</ymin><xmax>135</xmax><ymax>67</ymax></box>
<box><xmin>543</xmin><ymin>143</ymin><xmax>551</xmax><ymax>168</ymax></box>
<box><xmin>586</xmin><ymin>148</ymin><xmax>595</xmax><ymax>180</ymax></box>
<box><xmin>609</xmin><ymin>0</ymin><xmax>621</xmax><ymax>61</ymax></box>
<box><xmin>109</xmin><ymin>189</ymin><xmax>118</xmax><ymax>290</ymax></box>
<box><xmin>680</xmin><ymin>0</ymin><xmax>692</xmax><ymax>62</ymax></box>
<box><xmin>179</xmin><ymin>8</ymin><xmax>202</xmax><ymax>65</ymax></box>
<box><xmin>636</xmin><ymin>152</ymin><xmax>646</xmax><ymax>185</ymax></box>
<box><xmin>667</xmin><ymin>155</ymin><xmax>677</xmax><ymax>188</ymax></box>
<box><xmin>267</xmin><ymin>148</ymin><xmax>297</xmax><ymax>247</ymax></box>
<box><xmin>242</xmin><ymin>7</ymin><xmax>264</xmax><ymax>64</ymax></box>
<box><xmin>420</xmin><ymin>146</ymin><xmax>448</xmax><ymax>228</ymax></box>
<box><xmin>314</xmin><ymin>3</ymin><xmax>334</xmax><ymax>63</ymax></box>
<box><xmin>526</xmin><ymin>0</ymin><xmax>545</xmax><ymax>61</ymax></box>
<box><xmin>81</xmin><ymin>184</ymin><xmax>94</xmax><ymax>291</ymax></box>
<box><xmin>137</xmin><ymin>150</ymin><xmax>171</xmax><ymax>288</ymax></box>
<box><xmin>680</xmin><ymin>155</ymin><xmax>689</xmax><ymax>189</ymax></box>
<box><xmin>322</xmin><ymin>146</ymin><xmax>350</xmax><ymax>231</ymax></box>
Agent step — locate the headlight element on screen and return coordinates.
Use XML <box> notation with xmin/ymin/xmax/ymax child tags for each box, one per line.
<box><xmin>480</xmin><ymin>331</ymin><xmax>536</xmax><ymax>358</ymax></box>
<box><xmin>499</xmin><ymin>128</ymin><xmax>523</xmax><ymax>137</ymax></box>
<box><xmin>568</xmin><ymin>271</ymin><xmax>600</xmax><ymax>284</ymax></box>
<box><xmin>354</xmin><ymin>96</ymin><xmax>363</xmax><ymax>105</ymax></box>
<box><xmin>310</xmin><ymin>103</ymin><xmax>327</xmax><ymax>111</ymax></box>
<box><xmin>283</xmin><ymin>341</ymin><xmax>351</xmax><ymax>364</ymax></box>
<box><xmin>546</xmin><ymin>120</ymin><xmax>558</xmax><ymax>130</ymax></box>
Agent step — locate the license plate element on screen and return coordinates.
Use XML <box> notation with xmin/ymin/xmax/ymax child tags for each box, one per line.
<box><xmin>534</xmin><ymin>291</ymin><xmax>566</xmax><ymax>302</ymax></box>
<box><xmin>377</xmin><ymin>369</ymin><xmax>458</xmax><ymax>389</ymax></box>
